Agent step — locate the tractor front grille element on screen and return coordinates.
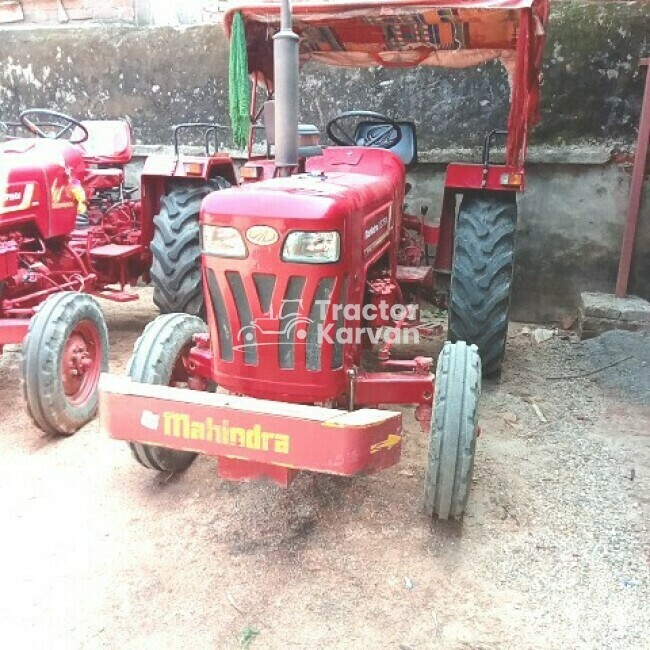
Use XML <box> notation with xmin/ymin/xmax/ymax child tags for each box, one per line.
<box><xmin>278</xmin><ymin>275</ymin><xmax>305</xmax><ymax>369</ymax></box>
<box><xmin>226</xmin><ymin>271</ymin><xmax>257</xmax><ymax>366</ymax></box>
<box><xmin>206</xmin><ymin>267</ymin><xmax>348</xmax><ymax>373</ymax></box>
<box><xmin>305</xmin><ymin>277</ymin><xmax>335</xmax><ymax>371</ymax></box>
<box><xmin>207</xmin><ymin>270</ymin><xmax>233</xmax><ymax>362</ymax></box>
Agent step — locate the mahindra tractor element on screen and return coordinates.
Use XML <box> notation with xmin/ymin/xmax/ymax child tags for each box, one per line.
<box><xmin>0</xmin><ymin>111</ymin><xmax>236</xmax><ymax>435</ymax></box>
<box><xmin>99</xmin><ymin>0</ymin><xmax>548</xmax><ymax>519</ymax></box>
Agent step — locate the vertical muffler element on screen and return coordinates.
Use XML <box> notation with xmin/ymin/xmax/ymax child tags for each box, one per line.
<box><xmin>273</xmin><ymin>0</ymin><xmax>299</xmax><ymax>173</ymax></box>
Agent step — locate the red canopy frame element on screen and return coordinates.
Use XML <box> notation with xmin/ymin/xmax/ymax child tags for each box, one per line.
<box><xmin>224</xmin><ymin>0</ymin><xmax>549</xmax><ymax>167</ymax></box>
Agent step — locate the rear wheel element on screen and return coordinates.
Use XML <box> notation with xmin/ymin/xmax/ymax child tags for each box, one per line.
<box><xmin>151</xmin><ymin>179</ymin><xmax>229</xmax><ymax>317</ymax></box>
<box><xmin>448</xmin><ymin>191</ymin><xmax>517</xmax><ymax>377</ymax></box>
<box><xmin>424</xmin><ymin>341</ymin><xmax>481</xmax><ymax>520</ymax></box>
<box><xmin>22</xmin><ymin>292</ymin><xmax>108</xmax><ymax>435</ymax></box>
<box><xmin>128</xmin><ymin>313</ymin><xmax>208</xmax><ymax>473</ymax></box>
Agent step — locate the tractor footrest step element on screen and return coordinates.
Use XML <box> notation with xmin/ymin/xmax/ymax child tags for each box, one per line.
<box><xmin>97</xmin><ymin>287</ymin><xmax>139</xmax><ymax>302</ymax></box>
<box><xmin>396</xmin><ymin>265</ymin><xmax>433</xmax><ymax>284</ymax></box>
<box><xmin>90</xmin><ymin>244</ymin><xmax>141</xmax><ymax>260</ymax></box>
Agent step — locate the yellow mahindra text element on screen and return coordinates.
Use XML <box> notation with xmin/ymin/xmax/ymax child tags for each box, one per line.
<box><xmin>162</xmin><ymin>413</ymin><xmax>290</xmax><ymax>454</ymax></box>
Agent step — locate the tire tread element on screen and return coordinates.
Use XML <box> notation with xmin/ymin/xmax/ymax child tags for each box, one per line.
<box><xmin>22</xmin><ymin>292</ymin><xmax>108</xmax><ymax>435</ymax></box>
<box><xmin>424</xmin><ymin>341</ymin><xmax>481</xmax><ymax>520</ymax></box>
<box><xmin>150</xmin><ymin>178</ymin><xmax>229</xmax><ymax>316</ymax></box>
<box><xmin>127</xmin><ymin>313</ymin><xmax>207</xmax><ymax>472</ymax></box>
<box><xmin>448</xmin><ymin>191</ymin><xmax>517</xmax><ymax>377</ymax></box>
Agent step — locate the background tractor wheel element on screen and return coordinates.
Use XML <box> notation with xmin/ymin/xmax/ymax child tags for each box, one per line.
<box><xmin>127</xmin><ymin>313</ymin><xmax>208</xmax><ymax>473</ymax></box>
<box><xmin>151</xmin><ymin>178</ymin><xmax>229</xmax><ymax>317</ymax></box>
<box><xmin>22</xmin><ymin>292</ymin><xmax>108</xmax><ymax>435</ymax></box>
<box><xmin>448</xmin><ymin>191</ymin><xmax>517</xmax><ymax>377</ymax></box>
<box><xmin>424</xmin><ymin>341</ymin><xmax>481</xmax><ymax>520</ymax></box>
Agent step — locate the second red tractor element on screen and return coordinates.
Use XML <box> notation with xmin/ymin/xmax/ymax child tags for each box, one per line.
<box><xmin>0</xmin><ymin>110</ymin><xmax>236</xmax><ymax>434</ymax></box>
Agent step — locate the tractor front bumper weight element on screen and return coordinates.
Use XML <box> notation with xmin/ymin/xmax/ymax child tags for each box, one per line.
<box><xmin>99</xmin><ymin>373</ymin><xmax>402</xmax><ymax>478</ymax></box>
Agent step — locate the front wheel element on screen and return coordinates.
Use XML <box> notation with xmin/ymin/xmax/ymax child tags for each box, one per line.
<box><xmin>127</xmin><ymin>313</ymin><xmax>208</xmax><ymax>473</ymax></box>
<box><xmin>424</xmin><ymin>341</ymin><xmax>481</xmax><ymax>520</ymax></box>
<box><xmin>447</xmin><ymin>191</ymin><xmax>517</xmax><ymax>377</ymax></box>
<box><xmin>22</xmin><ymin>292</ymin><xmax>108</xmax><ymax>435</ymax></box>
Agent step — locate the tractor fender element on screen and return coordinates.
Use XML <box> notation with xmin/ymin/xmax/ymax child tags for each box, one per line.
<box><xmin>139</xmin><ymin>153</ymin><xmax>238</xmax><ymax>250</ymax></box>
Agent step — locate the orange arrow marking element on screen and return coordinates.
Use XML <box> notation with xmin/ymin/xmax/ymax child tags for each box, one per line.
<box><xmin>370</xmin><ymin>434</ymin><xmax>401</xmax><ymax>454</ymax></box>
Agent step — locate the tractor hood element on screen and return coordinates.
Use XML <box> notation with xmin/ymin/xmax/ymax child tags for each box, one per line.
<box><xmin>0</xmin><ymin>138</ymin><xmax>80</xmax><ymax>238</ymax></box>
<box><xmin>201</xmin><ymin>146</ymin><xmax>405</xmax><ymax>233</ymax></box>
<box><xmin>0</xmin><ymin>138</ymin><xmax>84</xmax><ymax>178</ymax></box>
<box><xmin>199</xmin><ymin>147</ymin><xmax>407</xmax><ymax>403</ymax></box>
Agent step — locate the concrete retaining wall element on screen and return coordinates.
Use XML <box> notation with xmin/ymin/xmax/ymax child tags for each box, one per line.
<box><xmin>124</xmin><ymin>149</ymin><xmax>650</xmax><ymax>323</ymax></box>
<box><xmin>1</xmin><ymin>2</ymin><xmax>648</xmax><ymax>148</ymax></box>
<box><xmin>403</xmin><ymin>159</ymin><xmax>649</xmax><ymax>323</ymax></box>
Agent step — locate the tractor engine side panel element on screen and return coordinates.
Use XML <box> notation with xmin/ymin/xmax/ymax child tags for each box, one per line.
<box><xmin>0</xmin><ymin>242</ymin><xmax>19</xmax><ymax>281</ymax></box>
<box><xmin>0</xmin><ymin>140</ymin><xmax>78</xmax><ymax>239</ymax></box>
<box><xmin>0</xmin><ymin>173</ymin><xmax>46</xmax><ymax>233</ymax></box>
<box><xmin>40</xmin><ymin>164</ymin><xmax>77</xmax><ymax>239</ymax></box>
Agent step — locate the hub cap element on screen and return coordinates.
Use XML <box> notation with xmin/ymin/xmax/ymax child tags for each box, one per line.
<box><xmin>61</xmin><ymin>320</ymin><xmax>101</xmax><ymax>406</ymax></box>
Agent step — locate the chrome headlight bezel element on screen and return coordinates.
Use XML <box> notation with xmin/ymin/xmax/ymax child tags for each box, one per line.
<box><xmin>201</xmin><ymin>224</ymin><xmax>247</xmax><ymax>259</ymax></box>
<box><xmin>281</xmin><ymin>231</ymin><xmax>341</xmax><ymax>264</ymax></box>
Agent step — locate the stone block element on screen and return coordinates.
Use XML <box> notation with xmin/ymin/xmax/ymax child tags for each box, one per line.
<box><xmin>580</xmin><ymin>292</ymin><xmax>621</xmax><ymax>320</ymax></box>
<box><xmin>578</xmin><ymin>292</ymin><xmax>650</xmax><ymax>339</ymax></box>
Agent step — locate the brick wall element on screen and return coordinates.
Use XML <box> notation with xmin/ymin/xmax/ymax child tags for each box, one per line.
<box><xmin>0</xmin><ymin>0</ymin><xmax>134</xmax><ymax>24</ymax></box>
<box><xmin>0</xmin><ymin>0</ymin><xmax>232</xmax><ymax>25</ymax></box>
<box><xmin>134</xmin><ymin>0</ymin><xmax>228</xmax><ymax>26</ymax></box>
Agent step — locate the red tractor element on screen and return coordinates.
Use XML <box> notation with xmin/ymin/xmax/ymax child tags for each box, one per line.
<box><xmin>100</xmin><ymin>0</ymin><xmax>548</xmax><ymax>519</ymax></box>
<box><xmin>0</xmin><ymin>110</ymin><xmax>236</xmax><ymax>435</ymax></box>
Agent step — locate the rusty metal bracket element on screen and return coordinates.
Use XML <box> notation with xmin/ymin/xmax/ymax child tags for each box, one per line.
<box><xmin>615</xmin><ymin>58</ymin><xmax>650</xmax><ymax>298</ymax></box>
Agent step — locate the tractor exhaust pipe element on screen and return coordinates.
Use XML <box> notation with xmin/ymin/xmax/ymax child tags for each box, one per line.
<box><xmin>273</xmin><ymin>0</ymin><xmax>299</xmax><ymax>173</ymax></box>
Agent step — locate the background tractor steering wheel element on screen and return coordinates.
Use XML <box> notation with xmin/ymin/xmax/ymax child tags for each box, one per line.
<box><xmin>19</xmin><ymin>109</ymin><xmax>89</xmax><ymax>144</ymax></box>
<box><xmin>326</xmin><ymin>110</ymin><xmax>402</xmax><ymax>149</ymax></box>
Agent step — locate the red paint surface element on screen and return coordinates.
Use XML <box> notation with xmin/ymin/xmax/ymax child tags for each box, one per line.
<box><xmin>101</xmin><ymin>384</ymin><xmax>403</xmax><ymax>476</ymax></box>
<box><xmin>201</xmin><ymin>147</ymin><xmax>406</xmax><ymax>403</ymax></box>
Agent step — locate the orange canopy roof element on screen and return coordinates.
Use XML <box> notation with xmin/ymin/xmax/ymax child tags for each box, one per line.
<box><xmin>224</xmin><ymin>0</ymin><xmax>549</xmax><ymax>80</ymax></box>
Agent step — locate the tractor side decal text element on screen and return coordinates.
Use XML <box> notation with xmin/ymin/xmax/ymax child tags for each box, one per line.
<box><xmin>363</xmin><ymin>206</ymin><xmax>393</xmax><ymax>257</ymax></box>
<box><xmin>161</xmin><ymin>412</ymin><xmax>290</xmax><ymax>454</ymax></box>
<box><xmin>0</xmin><ymin>182</ymin><xmax>37</xmax><ymax>214</ymax></box>
<box><xmin>364</xmin><ymin>215</ymin><xmax>389</xmax><ymax>240</ymax></box>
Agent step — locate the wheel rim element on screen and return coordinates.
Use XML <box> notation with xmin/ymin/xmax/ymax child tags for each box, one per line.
<box><xmin>61</xmin><ymin>319</ymin><xmax>102</xmax><ymax>406</ymax></box>
<box><xmin>169</xmin><ymin>342</ymin><xmax>197</xmax><ymax>389</ymax></box>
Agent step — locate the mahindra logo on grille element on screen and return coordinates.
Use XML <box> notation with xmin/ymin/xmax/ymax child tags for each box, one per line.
<box><xmin>246</xmin><ymin>226</ymin><xmax>279</xmax><ymax>246</ymax></box>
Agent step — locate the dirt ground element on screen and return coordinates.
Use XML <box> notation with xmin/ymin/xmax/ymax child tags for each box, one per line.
<box><xmin>0</xmin><ymin>289</ymin><xmax>648</xmax><ymax>649</ymax></box>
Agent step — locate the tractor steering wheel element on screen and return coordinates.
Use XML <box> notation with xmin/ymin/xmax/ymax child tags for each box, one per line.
<box><xmin>326</xmin><ymin>110</ymin><xmax>403</xmax><ymax>149</ymax></box>
<box><xmin>19</xmin><ymin>108</ymin><xmax>89</xmax><ymax>144</ymax></box>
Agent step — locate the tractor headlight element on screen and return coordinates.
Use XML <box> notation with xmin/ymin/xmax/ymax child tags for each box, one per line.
<box><xmin>282</xmin><ymin>231</ymin><xmax>340</xmax><ymax>264</ymax></box>
<box><xmin>202</xmin><ymin>225</ymin><xmax>247</xmax><ymax>259</ymax></box>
